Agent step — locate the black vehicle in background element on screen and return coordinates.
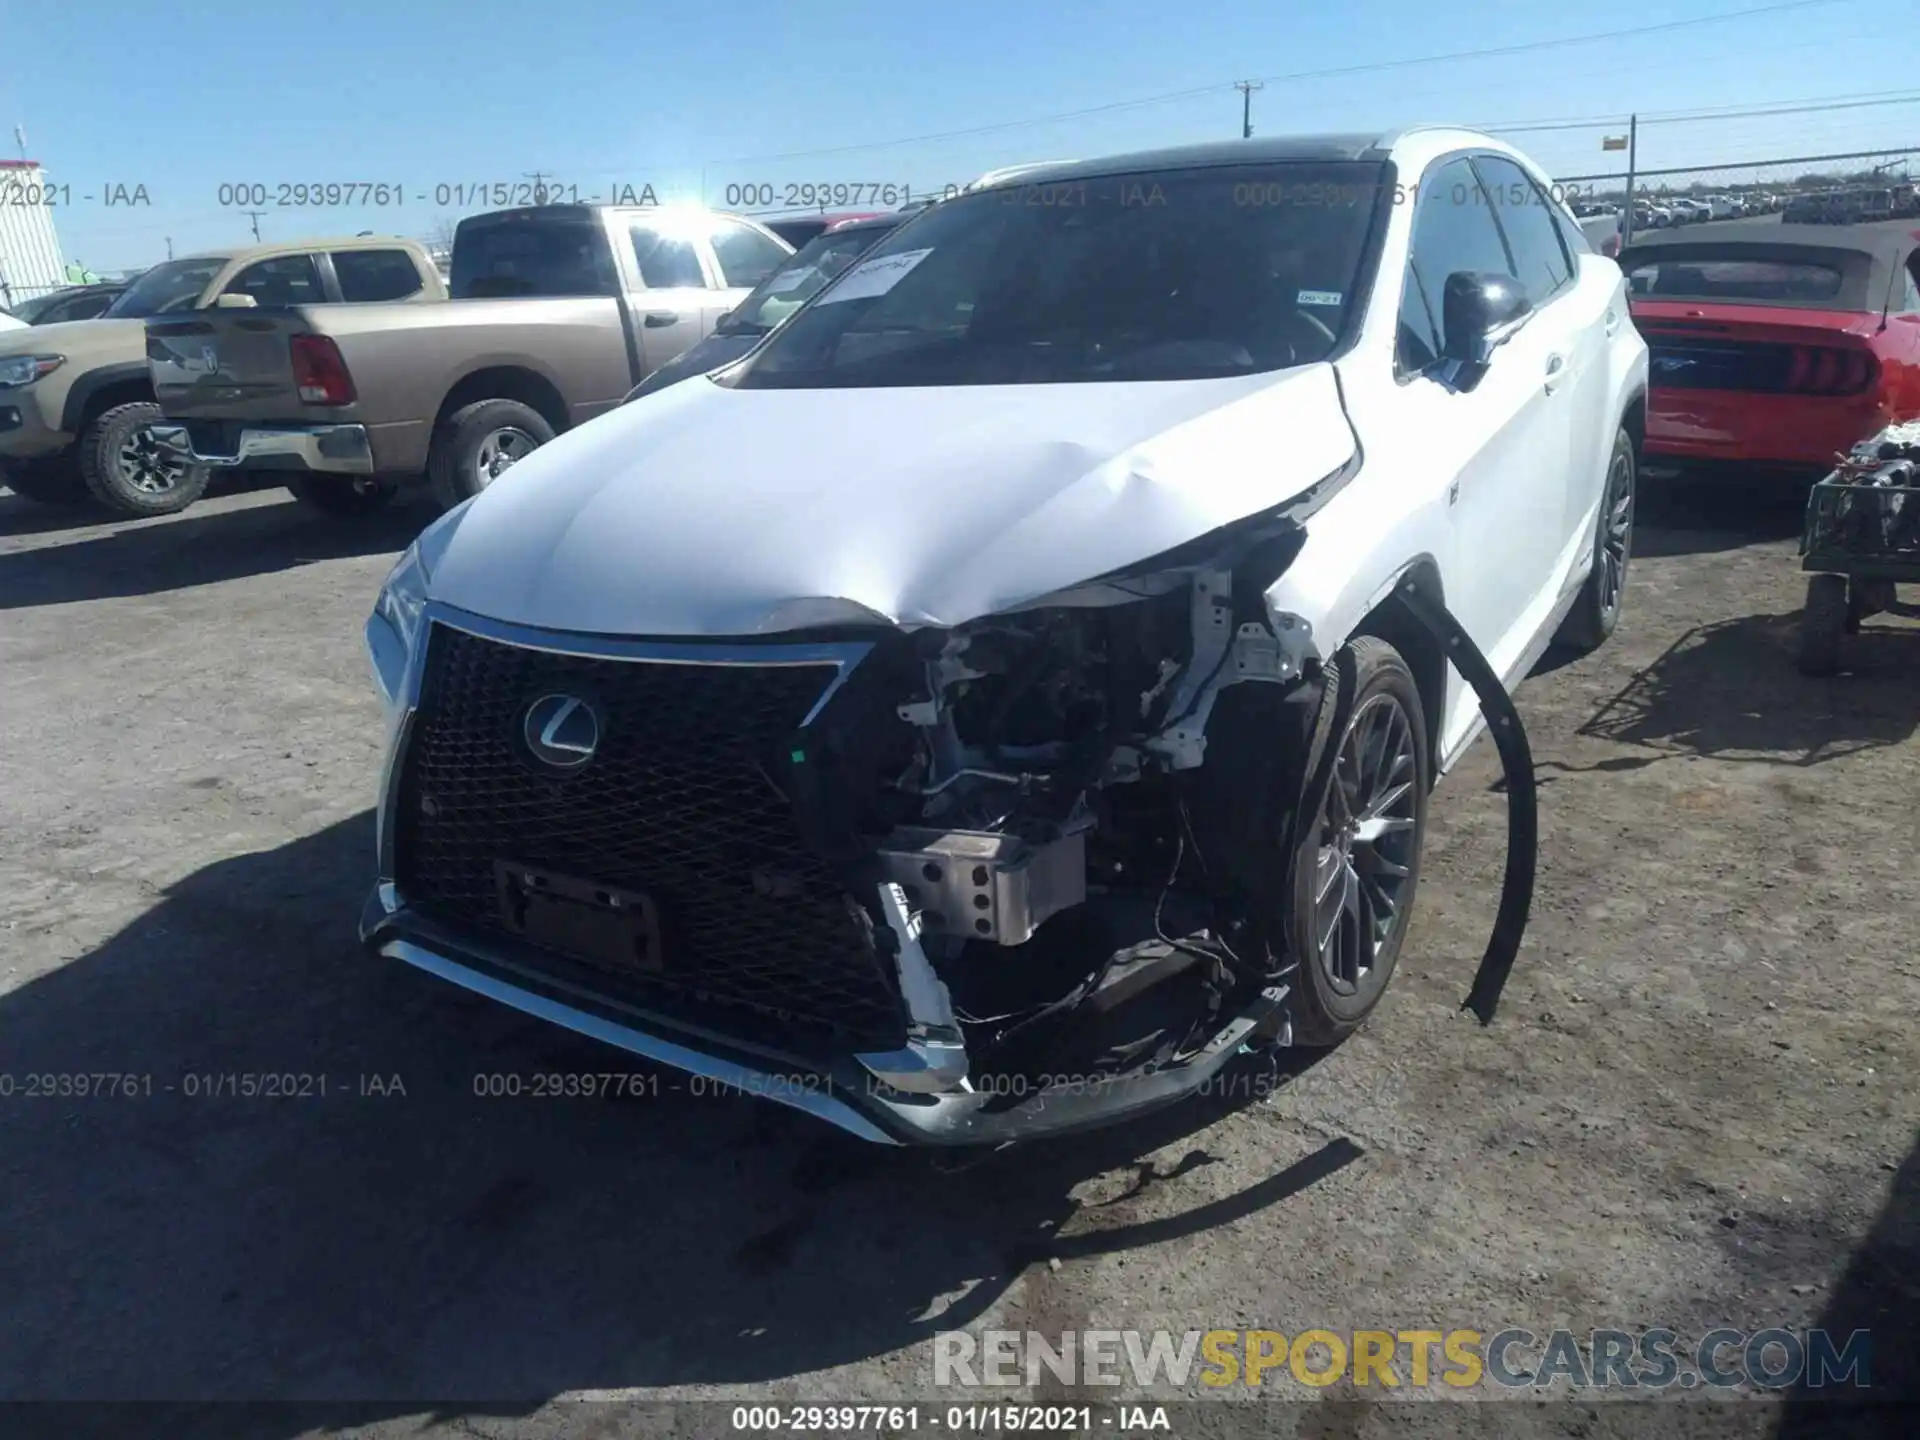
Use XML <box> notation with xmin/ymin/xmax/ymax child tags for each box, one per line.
<box><xmin>625</xmin><ymin>213</ymin><xmax>904</xmax><ymax>400</ymax></box>
<box><xmin>9</xmin><ymin>282</ymin><xmax>132</xmax><ymax>325</ymax></box>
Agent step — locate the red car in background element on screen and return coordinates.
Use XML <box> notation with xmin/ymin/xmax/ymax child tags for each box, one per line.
<box><xmin>1619</xmin><ymin>224</ymin><xmax>1920</xmax><ymax>477</ymax></box>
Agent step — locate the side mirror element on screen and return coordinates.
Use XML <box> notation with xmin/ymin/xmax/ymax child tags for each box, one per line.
<box><xmin>213</xmin><ymin>292</ymin><xmax>258</xmax><ymax>309</ymax></box>
<box><xmin>1441</xmin><ymin>271</ymin><xmax>1532</xmax><ymax>367</ymax></box>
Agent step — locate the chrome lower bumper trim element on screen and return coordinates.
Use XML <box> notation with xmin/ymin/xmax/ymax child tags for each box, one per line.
<box><xmin>150</xmin><ymin>422</ymin><xmax>374</xmax><ymax>474</ymax></box>
<box><xmin>380</xmin><ymin>938</ymin><xmax>901</xmax><ymax>1146</ymax></box>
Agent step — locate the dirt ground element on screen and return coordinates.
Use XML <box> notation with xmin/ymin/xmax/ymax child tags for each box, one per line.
<box><xmin>0</xmin><ymin>474</ymin><xmax>1914</xmax><ymax>1438</ymax></box>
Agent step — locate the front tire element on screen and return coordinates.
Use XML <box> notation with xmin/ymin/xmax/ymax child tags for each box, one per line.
<box><xmin>286</xmin><ymin>474</ymin><xmax>399</xmax><ymax>518</ymax></box>
<box><xmin>79</xmin><ymin>402</ymin><xmax>211</xmax><ymax>517</ymax></box>
<box><xmin>1285</xmin><ymin>637</ymin><xmax>1430</xmax><ymax>1046</ymax></box>
<box><xmin>1</xmin><ymin>451</ymin><xmax>88</xmax><ymax>507</ymax></box>
<box><xmin>1556</xmin><ymin>425</ymin><xmax>1636</xmax><ymax>652</ymax></box>
<box><xmin>427</xmin><ymin>399</ymin><xmax>554</xmax><ymax>511</ymax></box>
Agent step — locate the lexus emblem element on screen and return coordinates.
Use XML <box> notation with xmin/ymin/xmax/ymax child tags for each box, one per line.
<box><xmin>522</xmin><ymin>694</ymin><xmax>600</xmax><ymax>771</ymax></box>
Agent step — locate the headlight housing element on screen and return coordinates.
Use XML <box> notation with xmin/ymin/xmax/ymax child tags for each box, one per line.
<box><xmin>374</xmin><ymin>541</ymin><xmax>430</xmax><ymax>656</ymax></box>
<box><xmin>366</xmin><ymin>497</ymin><xmax>476</xmax><ymax>709</ymax></box>
<box><xmin>0</xmin><ymin>354</ymin><xmax>64</xmax><ymax>388</ymax></box>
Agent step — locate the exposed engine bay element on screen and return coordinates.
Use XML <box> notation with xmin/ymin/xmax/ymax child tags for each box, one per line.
<box><xmin>780</xmin><ymin>511</ymin><xmax>1538</xmax><ymax>1117</ymax></box>
<box><xmin>784</xmin><ymin>518</ymin><xmax>1336</xmax><ymax>1103</ymax></box>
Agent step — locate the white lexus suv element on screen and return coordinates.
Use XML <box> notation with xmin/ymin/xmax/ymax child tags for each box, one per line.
<box><xmin>363</xmin><ymin>129</ymin><xmax>1648</xmax><ymax>1146</ymax></box>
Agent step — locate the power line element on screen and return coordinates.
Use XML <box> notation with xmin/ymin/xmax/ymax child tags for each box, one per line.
<box><xmin>695</xmin><ymin>0</ymin><xmax>1847</xmax><ymax>165</ymax></box>
<box><xmin>1484</xmin><ymin>87</ymin><xmax>1920</xmax><ymax>134</ymax></box>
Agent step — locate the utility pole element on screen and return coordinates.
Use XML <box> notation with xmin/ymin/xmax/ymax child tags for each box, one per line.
<box><xmin>524</xmin><ymin>170</ymin><xmax>552</xmax><ymax>205</ymax></box>
<box><xmin>242</xmin><ymin>210</ymin><xmax>265</xmax><ymax>242</ymax></box>
<box><xmin>165</xmin><ymin>236</ymin><xmax>173</xmax><ymax>260</ymax></box>
<box><xmin>1232</xmin><ymin>80</ymin><xmax>1263</xmax><ymax>139</ymax></box>
<box><xmin>1233</xmin><ymin>80</ymin><xmax>1263</xmax><ymax>140</ymax></box>
<box><xmin>1623</xmin><ymin>113</ymin><xmax>1638</xmax><ymax>245</ymax></box>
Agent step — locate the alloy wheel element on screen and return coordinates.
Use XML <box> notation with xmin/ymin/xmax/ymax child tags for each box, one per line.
<box><xmin>1312</xmin><ymin>691</ymin><xmax>1420</xmax><ymax>998</ymax></box>
<box><xmin>116</xmin><ymin>428</ymin><xmax>191</xmax><ymax>495</ymax></box>
<box><xmin>472</xmin><ymin>427</ymin><xmax>537</xmax><ymax>490</ymax></box>
<box><xmin>1598</xmin><ymin>447</ymin><xmax>1634</xmax><ymax>618</ymax></box>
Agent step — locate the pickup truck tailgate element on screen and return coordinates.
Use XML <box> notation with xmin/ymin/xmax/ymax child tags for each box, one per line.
<box><xmin>148</xmin><ymin>311</ymin><xmax>337</xmax><ymax>423</ymax></box>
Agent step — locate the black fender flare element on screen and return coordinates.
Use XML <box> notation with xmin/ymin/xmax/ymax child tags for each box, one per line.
<box><xmin>58</xmin><ymin>361</ymin><xmax>152</xmax><ymax>435</ymax></box>
<box><xmin>1287</xmin><ymin>584</ymin><xmax>1538</xmax><ymax>1025</ymax></box>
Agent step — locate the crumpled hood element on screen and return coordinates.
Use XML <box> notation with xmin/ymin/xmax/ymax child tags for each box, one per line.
<box><xmin>428</xmin><ymin>364</ymin><xmax>1358</xmax><ymax>636</ymax></box>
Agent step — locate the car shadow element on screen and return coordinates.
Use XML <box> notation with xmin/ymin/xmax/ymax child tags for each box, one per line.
<box><xmin>0</xmin><ymin>812</ymin><xmax>1360</xmax><ymax>1417</ymax></box>
<box><xmin>1577</xmin><ymin>611</ymin><xmax>1920</xmax><ymax>766</ymax></box>
<box><xmin>1774</xmin><ymin>1131</ymin><xmax>1919</xmax><ymax>1435</ymax></box>
<box><xmin>1633</xmin><ymin>473</ymin><xmax>1810</xmax><ymax>560</ymax></box>
<box><xmin>0</xmin><ymin>486</ymin><xmax>433</xmax><ymax>609</ymax></box>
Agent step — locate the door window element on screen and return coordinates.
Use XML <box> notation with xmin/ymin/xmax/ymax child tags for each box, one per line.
<box><xmin>1473</xmin><ymin>155</ymin><xmax>1573</xmax><ymax>302</ymax></box>
<box><xmin>223</xmin><ymin>255</ymin><xmax>326</xmax><ymax>306</ymax></box>
<box><xmin>629</xmin><ymin>224</ymin><xmax>706</xmax><ymax>289</ymax></box>
<box><xmin>332</xmin><ymin>249</ymin><xmax>425</xmax><ymax>301</ymax></box>
<box><xmin>1402</xmin><ymin>158</ymin><xmax>1513</xmax><ymax>372</ymax></box>
<box><xmin>1396</xmin><ymin>265</ymin><xmax>1441</xmax><ymax>375</ymax></box>
<box><xmin>707</xmin><ymin>219</ymin><xmax>789</xmax><ymax>288</ymax></box>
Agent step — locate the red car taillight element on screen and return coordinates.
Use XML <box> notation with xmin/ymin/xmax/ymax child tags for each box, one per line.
<box><xmin>290</xmin><ymin>334</ymin><xmax>356</xmax><ymax>405</ymax></box>
<box><xmin>1781</xmin><ymin>345</ymin><xmax>1877</xmax><ymax>397</ymax></box>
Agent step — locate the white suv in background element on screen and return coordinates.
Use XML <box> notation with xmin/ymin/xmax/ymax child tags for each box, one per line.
<box><xmin>363</xmin><ymin>127</ymin><xmax>1648</xmax><ymax>1146</ymax></box>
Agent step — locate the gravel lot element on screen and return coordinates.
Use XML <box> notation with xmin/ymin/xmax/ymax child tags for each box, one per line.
<box><xmin>0</xmin><ymin>474</ymin><xmax>1914</xmax><ymax>1435</ymax></box>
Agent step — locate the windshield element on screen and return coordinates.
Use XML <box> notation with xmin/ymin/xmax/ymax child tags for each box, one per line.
<box><xmin>720</xmin><ymin>224</ymin><xmax>901</xmax><ymax>335</ymax></box>
<box><xmin>105</xmin><ymin>258</ymin><xmax>227</xmax><ymax>318</ymax></box>
<box><xmin>729</xmin><ymin>161</ymin><xmax>1384</xmax><ymax>388</ymax></box>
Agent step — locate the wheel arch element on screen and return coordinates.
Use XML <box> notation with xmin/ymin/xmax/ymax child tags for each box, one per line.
<box><xmin>1620</xmin><ymin>385</ymin><xmax>1647</xmax><ymax>460</ymax></box>
<box><xmin>59</xmin><ymin>363</ymin><xmax>154</xmax><ymax>436</ymax></box>
<box><xmin>1348</xmin><ymin>557</ymin><xmax>1449</xmax><ymax>784</ymax></box>
<box><xmin>432</xmin><ymin>365</ymin><xmax>570</xmax><ymax>437</ymax></box>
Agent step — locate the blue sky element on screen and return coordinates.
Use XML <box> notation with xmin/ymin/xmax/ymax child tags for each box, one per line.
<box><xmin>7</xmin><ymin>0</ymin><xmax>1918</xmax><ymax>272</ymax></box>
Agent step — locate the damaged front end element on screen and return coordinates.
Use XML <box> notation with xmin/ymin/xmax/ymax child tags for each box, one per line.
<box><xmin>364</xmin><ymin>501</ymin><xmax>1537</xmax><ymax>1146</ymax></box>
<box><xmin>776</xmin><ymin>513</ymin><xmax>1337</xmax><ymax>1137</ymax></box>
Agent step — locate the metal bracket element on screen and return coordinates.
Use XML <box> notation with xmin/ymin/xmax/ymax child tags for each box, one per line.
<box><xmin>1144</xmin><ymin>572</ymin><xmax>1315</xmax><ymax>770</ymax></box>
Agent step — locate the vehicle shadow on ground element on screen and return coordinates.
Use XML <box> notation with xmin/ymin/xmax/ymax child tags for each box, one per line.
<box><xmin>0</xmin><ymin>486</ymin><xmax>431</xmax><ymax>609</ymax></box>
<box><xmin>0</xmin><ymin>812</ymin><xmax>1358</xmax><ymax>1419</ymax></box>
<box><xmin>1577</xmin><ymin>610</ymin><xmax>1920</xmax><ymax>766</ymax></box>
<box><xmin>1633</xmin><ymin>476</ymin><xmax>1809</xmax><ymax>559</ymax></box>
<box><xmin>1773</xmin><ymin>1131</ymin><xmax>1918</xmax><ymax>1435</ymax></box>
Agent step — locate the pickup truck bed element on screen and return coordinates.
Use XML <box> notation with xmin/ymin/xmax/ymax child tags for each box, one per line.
<box><xmin>150</xmin><ymin>295</ymin><xmax>633</xmax><ymax>476</ymax></box>
<box><xmin>149</xmin><ymin>203</ymin><xmax>793</xmax><ymax>513</ymax></box>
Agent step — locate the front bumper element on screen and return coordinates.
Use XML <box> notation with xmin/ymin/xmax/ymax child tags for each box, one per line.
<box><xmin>361</xmin><ymin>883</ymin><xmax>1287</xmax><ymax>1146</ymax></box>
<box><xmin>362</xmin><ymin>598</ymin><xmax>1289</xmax><ymax>1147</ymax></box>
<box><xmin>150</xmin><ymin>421</ymin><xmax>375</xmax><ymax>475</ymax></box>
<box><xmin>0</xmin><ymin>385</ymin><xmax>72</xmax><ymax>459</ymax></box>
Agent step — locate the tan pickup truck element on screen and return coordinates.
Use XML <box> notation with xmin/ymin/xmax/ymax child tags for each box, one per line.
<box><xmin>147</xmin><ymin>204</ymin><xmax>794</xmax><ymax>517</ymax></box>
<box><xmin>0</xmin><ymin>236</ymin><xmax>444</xmax><ymax>515</ymax></box>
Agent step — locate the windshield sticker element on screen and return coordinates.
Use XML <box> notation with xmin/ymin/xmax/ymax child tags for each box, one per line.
<box><xmin>1297</xmin><ymin>289</ymin><xmax>1343</xmax><ymax>306</ymax></box>
<box><xmin>766</xmin><ymin>265</ymin><xmax>819</xmax><ymax>293</ymax></box>
<box><xmin>815</xmin><ymin>248</ymin><xmax>934</xmax><ymax>304</ymax></box>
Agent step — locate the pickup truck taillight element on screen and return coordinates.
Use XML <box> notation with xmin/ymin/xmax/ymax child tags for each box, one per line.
<box><xmin>290</xmin><ymin>334</ymin><xmax>356</xmax><ymax>406</ymax></box>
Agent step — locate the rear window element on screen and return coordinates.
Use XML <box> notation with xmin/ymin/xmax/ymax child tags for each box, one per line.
<box><xmin>333</xmin><ymin>248</ymin><xmax>425</xmax><ymax>302</ymax></box>
<box><xmin>1626</xmin><ymin>257</ymin><xmax>1845</xmax><ymax>305</ymax></box>
<box><xmin>449</xmin><ymin>216</ymin><xmax>617</xmax><ymax>299</ymax></box>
